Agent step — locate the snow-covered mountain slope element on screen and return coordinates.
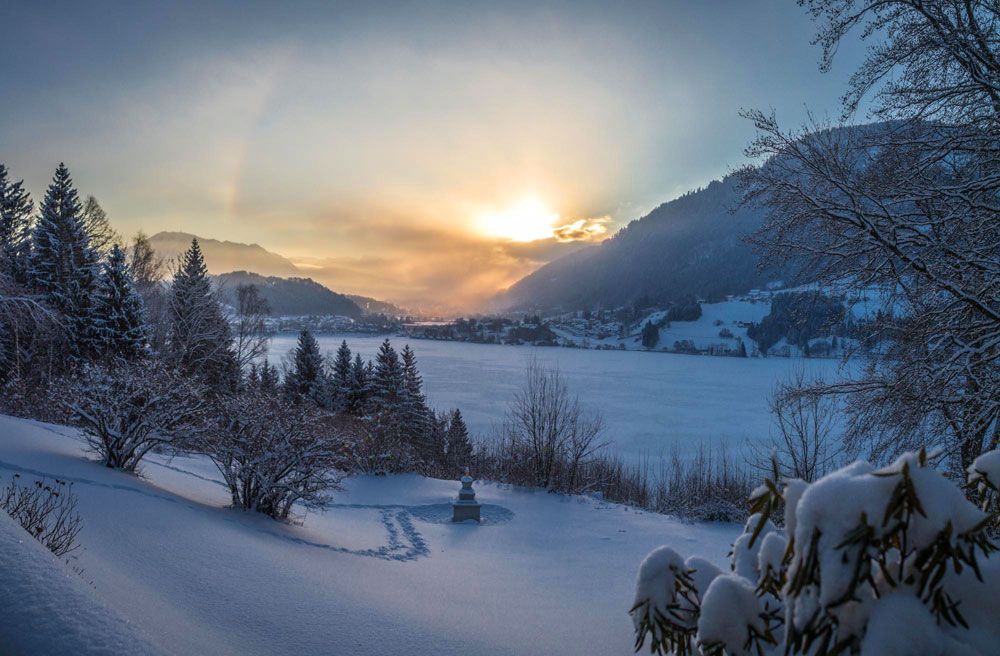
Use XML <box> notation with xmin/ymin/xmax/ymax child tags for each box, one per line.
<box><xmin>0</xmin><ymin>415</ymin><xmax>739</xmax><ymax>656</ymax></box>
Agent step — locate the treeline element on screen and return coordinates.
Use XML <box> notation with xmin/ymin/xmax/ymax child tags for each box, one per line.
<box><xmin>746</xmin><ymin>291</ymin><xmax>859</xmax><ymax>355</ymax></box>
<box><xmin>0</xmin><ymin>161</ymin><xmax>472</xmax><ymax>523</ymax></box>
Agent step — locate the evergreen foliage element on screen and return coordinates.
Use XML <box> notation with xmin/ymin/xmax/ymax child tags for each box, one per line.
<box><xmin>167</xmin><ymin>238</ymin><xmax>236</xmax><ymax>388</ymax></box>
<box><xmin>641</xmin><ymin>320</ymin><xmax>659</xmax><ymax>349</ymax></box>
<box><xmin>445</xmin><ymin>408</ymin><xmax>473</xmax><ymax>475</ymax></box>
<box><xmin>371</xmin><ymin>338</ymin><xmax>403</xmax><ymax>411</ymax></box>
<box><xmin>284</xmin><ymin>328</ymin><xmax>326</xmax><ymax>405</ymax></box>
<box><xmin>27</xmin><ymin>164</ymin><xmax>100</xmax><ymax>360</ymax></box>
<box><xmin>94</xmin><ymin>244</ymin><xmax>148</xmax><ymax>360</ymax></box>
<box><xmin>346</xmin><ymin>353</ymin><xmax>369</xmax><ymax>415</ymax></box>
<box><xmin>0</xmin><ymin>164</ymin><xmax>34</xmax><ymax>280</ymax></box>
<box><xmin>331</xmin><ymin>340</ymin><xmax>353</xmax><ymax>410</ymax></box>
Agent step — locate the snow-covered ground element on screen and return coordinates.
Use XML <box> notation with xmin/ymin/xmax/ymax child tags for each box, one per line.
<box><xmin>267</xmin><ymin>334</ymin><xmax>850</xmax><ymax>461</ymax></box>
<box><xmin>0</xmin><ymin>415</ymin><xmax>739</xmax><ymax>655</ymax></box>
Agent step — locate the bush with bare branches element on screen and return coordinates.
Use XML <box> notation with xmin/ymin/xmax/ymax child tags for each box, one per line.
<box><xmin>1</xmin><ymin>474</ymin><xmax>82</xmax><ymax>558</ymax></box>
<box><xmin>65</xmin><ymin>360</ymin><xmax>206</xmax><ymax>471</ymax></box>
<box><xmin>493</xmin><ymin>359</ymin><xmax>608</xmax><ymax>493</ymax></box>
<box><xmin>746</xmin><ymin>370</ymin><xmax>842</xmax><ymax>483</ymax></box>
<box><xmin>195</xmin><ymin>390</ymin><xmax>349</xmax><ymax>519</ymax></box>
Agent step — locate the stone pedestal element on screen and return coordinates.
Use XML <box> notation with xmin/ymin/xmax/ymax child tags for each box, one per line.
<box><xmin>452</xmin><ymin>474</ymin><xmax>481</xmax><ymax>522</ymax></box>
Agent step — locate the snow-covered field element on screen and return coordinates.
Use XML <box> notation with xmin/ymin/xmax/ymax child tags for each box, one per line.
<box><xmin>267</xmin><ymin>334</ymin><xmax>850</xmax><ymax>461</ymax></box>
<box><xmin>0</xmin><ymin>415</ymin><xmax>738</xmax><ymax>655</ymax></box>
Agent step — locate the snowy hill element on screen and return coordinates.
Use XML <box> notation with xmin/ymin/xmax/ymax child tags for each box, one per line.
<box><xmin>0</xmin><ymin>415</ymin><xmax>738</xmax><ymax>655</ymax></box>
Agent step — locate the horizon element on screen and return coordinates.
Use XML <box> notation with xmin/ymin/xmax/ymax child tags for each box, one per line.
<box><xmin>1</xmin><ymin>0</ymin><xmax>867</xmax><ymax>312</ymax></box>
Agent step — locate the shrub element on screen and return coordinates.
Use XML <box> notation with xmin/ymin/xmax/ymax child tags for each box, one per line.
<box><xmin>630</xmin><ymin>449</ymin><xmax>1000</xmax><ymax>655</ymax></box>
<box><xmin>65</xmin><ymin>360</ymin><xmax>206</xmax><ymax>471</ymax></box>
<box><xmin>1</xmin><ymin>474</ymin><xmax>82</xmax><ymax>558</ymax></box>
<box><xmin>195</xmin><ymin>390</ymin><xmax>349</xmax><ymax>519</ymax></box>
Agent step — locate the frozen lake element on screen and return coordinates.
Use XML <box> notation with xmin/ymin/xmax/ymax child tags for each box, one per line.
<box><xmin>266</xmin><ymin>334</ymin><xmax>851</xmax><ymax>462</ymax></box>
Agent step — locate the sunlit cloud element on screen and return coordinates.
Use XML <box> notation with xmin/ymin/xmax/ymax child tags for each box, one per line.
<box><xmin>552</xmin><ymin>216</ymin><xmax>610</xmax><ymax>242</ymax></box>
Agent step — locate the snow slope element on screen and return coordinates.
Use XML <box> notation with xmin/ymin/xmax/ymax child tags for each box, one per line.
<box><xmin>0</xmin><ymin>415</ymin><xmax>739</xmax><ymax>655</ymax></box>
<box><xmin>0</xmin><ymin>511</ymin><xmax>163</xmax><ymax>655</ymax></box>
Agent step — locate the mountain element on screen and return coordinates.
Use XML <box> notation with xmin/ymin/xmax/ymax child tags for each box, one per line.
<box><xmin>215</xmin><ymin>271</ymin><xmax>364</xmax><ymax>319</ymax></box>
<box><xmin>345</xmin><ymin>295</ymin><xmax>407</xmax><ymax>317</ymax></box>
<box><xmin>500</xmin><ymin>175</ymin><xmax>794</xmax><ymax>312</ymax></box>
<box><xmin>149</xmin><ymin>231</ymin><xmax>301</xmax><ymax>278</ymax></box>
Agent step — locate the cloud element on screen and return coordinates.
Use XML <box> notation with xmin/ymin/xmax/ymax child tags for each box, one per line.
<box><xmin>551</xmin><ymin>216</ymin><xmax>611</xmax><ymax>242</ymax></box>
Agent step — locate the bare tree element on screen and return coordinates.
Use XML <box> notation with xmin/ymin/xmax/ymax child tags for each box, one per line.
<box><xmin>746</xmin><ymin>371</ymin><xmax>841</xmax><ymax>483</ymax></box>
<box><xmin>195</xmin><ymin>390</ymin><xmax>348</xmax><ymax>519</ymax></box>
<box><xmin>739</xmin><ymin>1</ymin><xmax>1000</xmax><ymax>473</ymax></box>
<box><xmin>129</xmin><ymin>231</ymin><xmax>168</xmax><ymax>352</ymax></box>
<box><xmin>233</xmin><ymin>284</ymin><xmax>271</xmax><ymax>377</ymax></box>
<box><xmin>498</xmin><ymin>358</ymin><xmax>607</xmax><ymax>492</ymax></box>
<box><xmin>65</xmin><ymin>361</ymin><xmax>206</xmax><ymax>471</ymax></box>
<box><xmin>80</xmin><ymin>195</ymin><xmax>120</xmax><ymax>257</ymax></box>
<box><xmin>0</xmin><ymin>270</ymin><xmax>64</xmax><ymax>384</ymax></box>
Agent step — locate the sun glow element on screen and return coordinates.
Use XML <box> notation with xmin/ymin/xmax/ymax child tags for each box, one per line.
<box><xmin>480</xmin><ymin>198</ymin><xmax>560</xmax><ymax>242</ymax></box>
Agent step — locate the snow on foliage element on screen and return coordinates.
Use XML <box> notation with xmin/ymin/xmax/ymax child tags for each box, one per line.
<box><xmin>65</xmin><ymin>360</ymin><xmax>206</xmax><ymax>471</ymax></box>
<box><xmin>631</xmin><ymin>449</ymin><xmax>1000</xmax><ymax>655</ymax></box>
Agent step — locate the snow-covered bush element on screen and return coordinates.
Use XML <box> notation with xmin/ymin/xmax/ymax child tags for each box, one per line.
<box><xmin>631</xmin><ymin>449</ymin><xmax>1000</xmax><ymax>655</ymax></box>
<box><xmin>65</xmin><ymin>360</ymin><xmax>206</xmax><ymax>471</ymax></box>
<box><xmin>0</xmin><ymin>474</ymin><xmax>81</xmax><ymax>558</ymax></box>
<box><xmin>195</xmin><ymin>390</ymin><xmax>349</xmax><ymax>519</ymax></box>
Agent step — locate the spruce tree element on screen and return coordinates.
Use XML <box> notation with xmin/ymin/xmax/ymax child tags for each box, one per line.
<box><xmin>168</xmin><ymin>238</ymin><xmax>236</xmax><ymax>388</ymax></box>
<box><xmin>331</xmin><ymin>340</ymin><xmax>353</xmax><ymax>410</ymax></box>
<box><xmin>284</xmin><ymin>328</ymin><xmax>326</xmax><ymax>405</ymax></box>
<box><xmin>346</xmin><ymin>353</ymin><xmax>369</xmax><ymax>415</ymax></box>
<box><xmin>371</xmin><ymin>338</ymin><xmax>403</xmax><ymax>411</ymax></box>
<box><xmin>259</xmin><ymin>359</ymin><xmax>280</xmax><ymax>393</ymax></box>
<box><xmin>0</xmin><ymin>164</ymin><xmax>34</xmax><ymax>280</ymax></box>
<box><xmin>28</xmin><ymin>163</ymin><xmax>100</xmax><ymax>359</ymax></box>
<box><xmin>400</xmin><ymin>344</ymin><xmax>431</xmax><ymax>438</ymax></box>
<box><xmin>95</xmin><ymin>244</ymin><xmax>148</xmax><ymax>360</ymax></box>
<box><xmin>446</xmin><ymin>409</ymin><xmax>473</xmax><ymax>476</ymax></box>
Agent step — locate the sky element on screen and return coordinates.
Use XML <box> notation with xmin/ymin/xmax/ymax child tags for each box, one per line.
<box><xmin>0</xmin><ymin>1</ymin><xmax>869</xmax><ymax>313</ymax></box>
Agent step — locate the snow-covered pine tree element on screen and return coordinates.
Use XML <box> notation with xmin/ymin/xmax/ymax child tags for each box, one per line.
<box><xmin>331</xmin><ymin>340</ymin><xmax>353</xmax><ymax>411</ymax></box>
<box><xmin>346</xmin><ymin>353</ymin><xmax>369</xmax><ymax>415</ymax></box>
<box><xmin>371</xmin><ymin>338</ymin><xmax>403</xmax><ymax>411</ymax></box>
<box><xmin>167</xmin><ymin>238</ymin><xmax>237</xmax><ymax>389</ymax></box>
<box><xmin>400</xmin><ymin>344</ymin><xmax>431</xmax><ymax>437</ymax></box>
<box><xmin>446</xmin><ymin>408</ymin><xmax>473</xmax><ymax>476</ymax></box>
<box><xmin>422</xmin><ymin>411</ymin><xmax>449</xmax><ymax>476</ymax></box>
<box><xmin>28</xmin><ymin>163</ymin><xmax>100</xmax><ymax>360</ymax></box>
<box><xmin>0</xmin><ymin>164</ymin><xmax>34</xmax><ymax>280</ymax></box>
<box><xmin>259</xmin><ymin>359</ymin><xmax>280</xmax><ymax>394</ymax></box>
<box><xmin>94</xmin><ymin>244</ymin><xmax>148</xmax><ymax>361</ymax></box>
<box><xmin>284</xmin><ymin>328</ymin><xmax>327</xmax><ymax>406</ymax></box>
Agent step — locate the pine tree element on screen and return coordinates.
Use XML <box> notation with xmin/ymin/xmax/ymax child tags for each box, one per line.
<box><xmin>371</xmin><ymin>338</ymin><xmax>403</xmax><ymax>411</ymax></box>
<box><xmin>446</xmin><ymin>409</ymin><xmax>473</xmax><ymax>476</ymax></box>
<box><xmin>400</xmin><ymin>344</ymin><xmax>431</xmax><ymax>439</ymax></box>
<box><xmin>94</xmin><ymin>244</ymin><xmax>148</xmax><ymax>360</ymax></box>
<box><xmin>259</xmin><ymin>359</ymin><xmax>280</xmax><ymax>394</ymax></box>
<box><xmin>0</xmin><ymin>164</ymin><xmax>34</xmax><ymax>280</ymax></box>
<box><xmin>331</xmin><ymin>340</ymin><xmax>353</xmax><ymax>410</ymax></box>
<box><xmin>641</xmin><ymin>320</ymin><xmax>659</xmax><ymax>349</ymax></box>
<box><xmin>28</xmin><ymin>163</ymin><xmax>100</xmax><ymax>360</ymax></box>
<box><xmin>284</xmin><ymin>328</ymin><xmax>326</xmax><ymax>405</ymax></box>
<box><xmin>168</xmin><ymin>238</ymin><xmax>236</xmax><ymax>388</ymax></box>
<box><xmin>346</xmin><ymin>353</ymin><xmax>369</xmax><ymax>415</ymax></box>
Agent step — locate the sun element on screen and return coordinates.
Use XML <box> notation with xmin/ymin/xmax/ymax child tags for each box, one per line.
<box><xmin>480</xmin><ymin>198</ymin><xmax>559</xmax><ymax>242</ymax></box>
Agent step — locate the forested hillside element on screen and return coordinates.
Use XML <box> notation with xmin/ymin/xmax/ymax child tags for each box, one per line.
<box><xmin>502</xmin><ymin>176</ymin><xmax>796</xmax><ymax>311</ymax></box>
<box><xmin>215</xmin><ymin>271</ymin><xmax>364</xmax><ymax>319</ymax></box>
